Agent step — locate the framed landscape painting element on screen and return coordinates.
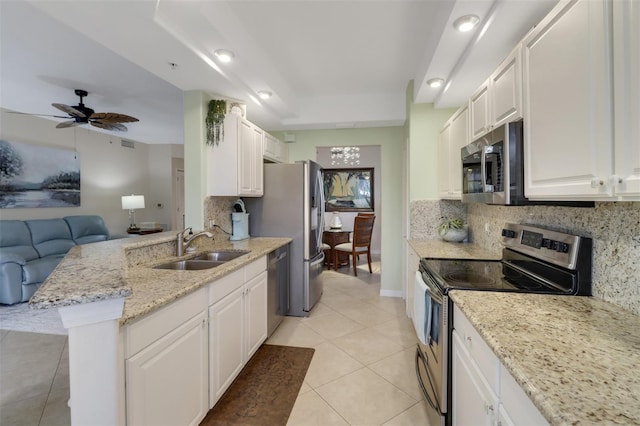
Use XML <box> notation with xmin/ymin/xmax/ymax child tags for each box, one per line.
<box><xmin>323</xmin><ymin>168</ymin><xmax>374</xmax><ymax>212</ymax></box>
<box><xmin>0</xmin><ymin>140</ymin><xmax>80</xmax><ymax>208</ymax></box>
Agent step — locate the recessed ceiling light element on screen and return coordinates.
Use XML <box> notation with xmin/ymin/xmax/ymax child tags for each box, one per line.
<box><xmin>214</xmin><ymin>49</ymin><xmax>235</xmax><ymax>63</ymax></box>
<box><xmin>427</xmin><ymin>78</ymin><xmax>444</xmax><ymax>88</ymax></box>
<box><xmin>257</xmin><ymin>91</ymin><xmax>272</xmax><ymax>100</ymax></box>
<box><xmin>454</xmin><ymin>15</ymin><xmax>480</xmax><ymax>32</ymax></box>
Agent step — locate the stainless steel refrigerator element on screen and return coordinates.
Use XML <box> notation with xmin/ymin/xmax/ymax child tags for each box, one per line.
<box><xmin>244</xmin><ymin>160</ymin><xmax>325</xmax><ymax>317</ymax></box>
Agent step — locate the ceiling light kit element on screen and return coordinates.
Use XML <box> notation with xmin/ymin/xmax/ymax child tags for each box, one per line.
<box><xmin>257</xmin><ymin>91</ymin><xmax>272</xmax><ymax>100</ymax></box>
<box><xmin>427</xmin><ymin>78</ymin><xmax>444</xmax><ymax>89</ymax></box>
<box><xmin>453</xmin><ymin>14</ymin><xmax>480</xmax><ymax>32</ymax></box>
<box><xmin>214</xmin><ymin>49</ymin><xmax>235</xmax><ymax>63</ymax></box>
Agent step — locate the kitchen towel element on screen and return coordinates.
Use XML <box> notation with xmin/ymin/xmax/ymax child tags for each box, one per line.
<box><xmin>413</xmin><ymin>271</ymin><xmax>430</xmax><ymax>345</ymax></box>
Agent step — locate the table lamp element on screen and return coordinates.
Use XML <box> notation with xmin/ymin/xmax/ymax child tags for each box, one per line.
<box><xmin>121</xmin><ymin>194</ymin><xmax>145</xmax><ymax>231</ymax></box>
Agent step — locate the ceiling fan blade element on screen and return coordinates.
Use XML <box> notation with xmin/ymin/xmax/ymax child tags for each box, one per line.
<box><xmin>56</xmin><ymin>120</ymin><xmax>81</xmax><ymax>129</ymax></box>
<box><xmin>91</xmin><ymin>121</ymin><xmax>127</xmax><ymax>132</ymax></box>
<box><xmin>90</xmin><ymin>112</ymin><xmax>139</xmax><ymax>123</ymax></box>
<box><xmin>52</xmin><ymin>103</ymin><xmax>86</xmax><ymax>118</ymax></box>
<box><xmin>8</xmin><ymin>111</ymin><xmax>71</xmax><ymax>119</ymax></box>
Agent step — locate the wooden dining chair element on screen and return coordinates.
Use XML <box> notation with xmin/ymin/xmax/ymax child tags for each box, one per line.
<box><xmin>333</xmin><ymin>215</ymin><xmax>375</xmax><ymax>276</ymax></box>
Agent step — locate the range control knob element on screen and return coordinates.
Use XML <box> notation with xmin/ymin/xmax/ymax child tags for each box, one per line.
<box><xmin>556</xmin><ymin>242</ymin><xmax>570</xmax><ymax>253</ymax></box>
<box><xmin>501</xmin><ymin>229</ymin><xmax>517</xmax><ymax>238</ymax></box>
<box><xmin>542</xmin><ymin>238</ymin><xmax>552</xmax><ymax>249</ymax></box>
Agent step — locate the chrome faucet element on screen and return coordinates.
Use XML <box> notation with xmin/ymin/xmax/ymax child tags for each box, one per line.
<box><xmin>176</xmin><ymin>227</ymin><xmax>214</xmax><ymax>256</ymax></box>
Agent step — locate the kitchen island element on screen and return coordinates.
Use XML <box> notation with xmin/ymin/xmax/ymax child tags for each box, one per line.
<box><xmin>451</xmin><ymin>291</ymin><xmax>640</xmax><ymax>425</ymax></box>
<box><xmin>29</xmin><ymin>232</ymin><xmax>291</xmax><ymax>425</ymax></box>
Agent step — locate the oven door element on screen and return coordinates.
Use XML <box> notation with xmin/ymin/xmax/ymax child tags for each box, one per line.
<box><xmin>413</xmin><ymin>271</ymin><xmax>448</xmax><ymax>424</ymax></box>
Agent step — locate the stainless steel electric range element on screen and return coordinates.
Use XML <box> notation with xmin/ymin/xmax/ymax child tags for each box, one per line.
<box><xmin>412</xmin><ymin>223</ymin><xmax>593</xmax><ymax>426</ymax></box>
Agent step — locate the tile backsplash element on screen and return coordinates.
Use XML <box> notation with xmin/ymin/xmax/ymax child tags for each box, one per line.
<box><xmin>411</xmin><ymin>200</ymin><xmax>640</xmax><ymax>316</ymax></box>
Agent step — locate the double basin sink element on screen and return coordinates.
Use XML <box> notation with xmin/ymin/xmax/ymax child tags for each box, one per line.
<box><xmin>153</xmin><ymin>250</ymin><xmax>250</xmax><ymax>271</ymax></box>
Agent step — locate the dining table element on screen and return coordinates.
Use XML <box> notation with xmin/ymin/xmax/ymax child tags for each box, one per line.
<box><xmin>322</xmin><ymin>226</ymin><xmax>353</xmax><ymax>269</ymax></box>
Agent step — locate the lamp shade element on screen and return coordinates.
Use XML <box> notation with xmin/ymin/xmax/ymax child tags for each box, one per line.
<box><xmin>121</xmin><ymin>195</ymin><xmax>145</xmax><ymax>210</ymax></box>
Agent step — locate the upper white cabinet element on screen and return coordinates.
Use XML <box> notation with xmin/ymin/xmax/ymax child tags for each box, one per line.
<box><xmin>208</xmin><ymin>114</ymin><xmax>264</xmax><ymax>197</ymax></box>
<box><xmin>469</xmin><ymin>81</ymin><xmax>490</xmax><ymax>141</ymax></box>
<box><xmin>470</xmin><ymin>45</ymin><xmax>523</xmax><ymax>141</ymax></box>
<box><xmin>263</xmin><ymin>132</ymin><xmax>289</xmax><ymax>163</ymax></box>
<box><xmin>612</xmin><ymin>0</ymin><xmax>640</xmax><ymax>197</ymax></box>
<box><xmin>439</xmin><ymin>105</ymin><xmax>468</xmax><ymax>200</ymax></box>
<box><xmin>523</xmin><ymin>0</ymin><xmax>614</xmax><ymax>199</ymax></box>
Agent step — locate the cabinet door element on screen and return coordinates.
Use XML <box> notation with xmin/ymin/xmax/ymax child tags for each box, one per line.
<box><xmin>452</xmin><ymin>330</ymin><xmax>498</xmax><ymax>426</ymax></box>
<box><xmin>252</xmin><ymin>127</ymin><xmax>264</xmax><ymax>195</ymax></box>
<box><xmin>245</xmin><ymin>270</ymin><xmax>268</xmax><ymax>360</ymax></box>
<box><xmin>523</xmin><ymin>0</ymin><xmax>613</xmax><ymax>199</ymax></box>
<box><xmin>438</xmin><ymin>121</ymin><xmax>453</xmax><ymax>198</ymax></box>
<box><xmin>612</xmin><ymin>0</ymin><xmax>640</xmax><ymax>197</ymax></box>
<box><xmin>263</xmin><ymin>133</ymin><xmax>279</xmax><ymax>162</ymax></box>
<box><xmin>209</xmin><ymin>286</ymin><xmax>245</xmax><ymax>407</ymax></box>
<box><xmin>449</xmin><ymin>106</ymin><xmax>468</xmax><ymax>197</ymax></box>
<box><xmin>470</xmin><ymin>81</ymin><xmax>490</xmax><ymax>140</ymax></box>
<box><xmin>491</xmin><ymin>45</ymin><xmax>522</xmax><ymax>128</ymax></box>
<box><xmin>238</xmin><ymin>119</ymin><xmax>254</xmax><ymax>195</ymax></box>
<box><xmin>126</xmin><ymin>311</ymin><xmax>208</xmax><ymax>426</ymax></box>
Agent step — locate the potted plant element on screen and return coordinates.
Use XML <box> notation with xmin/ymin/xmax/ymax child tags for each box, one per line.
<box><xmin>205</xmin><ymin>99</ymin><xmax>227</xmax><ymax>146</ymax></box>
<box><xmin>438</xmin><ymin>218</ymin><xmax>468</xmax><ymax>242</ymax></box>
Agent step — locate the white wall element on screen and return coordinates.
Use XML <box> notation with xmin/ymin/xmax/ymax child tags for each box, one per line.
<box><xmin>0</xmin><ymin>109</ymin><xmax>182</xmax><ymax>234</ymax></box>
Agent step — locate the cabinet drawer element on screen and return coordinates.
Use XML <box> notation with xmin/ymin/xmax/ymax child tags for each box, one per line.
<box><xmin>209</xmin><ymin>268</ymin><xmax>244</xmax><ymax>306</ymax></box>
<box><xmin>453</xmin><ymin>304</ymin><xmax>499</xmax><ymax>391</ymax></box>
<box><xmin>244</xmin><ymin>256</ymin><xmax>266</xmax><ymax>281</ymax></box>
<box><xmin>125</xmin><ymin>287</ymin><xmax>207</xmax><ymax>358</ymax></box>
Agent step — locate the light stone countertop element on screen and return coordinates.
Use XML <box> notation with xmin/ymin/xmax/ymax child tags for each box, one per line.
<box><xmin>408</xmin><ymin>238</ymin><xmax>501</xmax><ymax>260</ymax></box>
<box><xmin>29</xmin><ymin>232</ymin><xmax>291</xmax><ymax>325</ymax></box>
<box><xmin>450</xmin><ymin>291</ymin><xmax>640</xmax><ymax>425</ymax></box>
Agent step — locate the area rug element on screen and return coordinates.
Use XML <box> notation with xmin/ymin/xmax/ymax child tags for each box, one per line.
<box><xmin>0</xmin><ymin>302</ymin><xmax>67</xmax><ymax>335</ymax></box>
<box><xmin>200</xmin><ymin>344</ymin><xmax>315</xmax><ymax>426</ymax></box>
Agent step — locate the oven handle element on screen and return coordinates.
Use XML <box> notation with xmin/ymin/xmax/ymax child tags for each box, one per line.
<box><xmin>419</xmin><ymin>271</ymin><xmax>444</xmax><ymax>304</ymax></box>
<box><xmin>415</xmin><ymin>346</ymin><xmax>441</xmax><ymax>413</ymax></box>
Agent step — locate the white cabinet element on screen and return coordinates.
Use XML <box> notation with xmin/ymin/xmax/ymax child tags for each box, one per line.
<box><xmin>452</xmin><ymin>304</ymin><xmax>548</xmax><ymax>426</ymax></box>
<box><xmin>439</xmin><ymin>105</ymin><xmax>468</xmax><ymax>200</ymax></box>
<box><xmin>452</xmin><ymin>330</ymin><xmax>498</xmax><ymax>426</ymax></box>
<box><xmin>125</xmin><ymin>288</ymin><xmax>208</xmax><ymax>426</ymax></box>
<box><xmin>470</xmin><ymin>45</ymin><xmax>523</xmax><ymax>141</ymax></box>
<box><xmin>263</xmin><ymin>132</ymin><xmax>289</xmax><ymax>163</ymax></box>
<box><xmin>209</xmin><ymin>257</ymin><xmax>268</xmax><ymax>407</ymax></box>
<box><xmin>612</xmin><ymin>0</ymin><xmax>640</xmax><ymax>197</ymax></box>
<box><xmin>470</xmin><ymin>81</ymin><xmax>490</xmax><ymax>141</ymax></box>
<box><xmin>523</xmin><ymin>0</ymin><xmax>614</xmax><ymax>199</ymax></box>
<box><xmin>405</xmin><ymin>242</ymin><xmax>419</xmax><ymax>317</ymax></box>
<box><xmin>208</xmin><ymin>114</ymin><xmax>264</xmax><ymax>197</ymax></box>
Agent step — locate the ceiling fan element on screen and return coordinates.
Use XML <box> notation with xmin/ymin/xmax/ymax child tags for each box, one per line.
<box><xmin>13</xmin><ymin>89</ymin><xmax>139</xmax><ymax>132</ymax></box>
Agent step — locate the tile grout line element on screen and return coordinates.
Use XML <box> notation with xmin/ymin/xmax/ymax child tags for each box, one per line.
<box><xmin>38</xmin><ymin>337</ymin><xmax>68</xmax><ymax>426</ymax></box>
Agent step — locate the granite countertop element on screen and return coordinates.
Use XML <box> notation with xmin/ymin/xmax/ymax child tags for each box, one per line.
<box><xmin>29</xmin><ymin>232</ymin><xmax>291</xmax><ymax>325</ymax></box>
<box><xmin>408</xmin><ymin>238</ymin><xmax>501</xmax><ymax>260</ymax></box>
<box><xmin>450</xmin><ymin>291</ymin><xmax>640</xmax><ymax>425</ymax></box>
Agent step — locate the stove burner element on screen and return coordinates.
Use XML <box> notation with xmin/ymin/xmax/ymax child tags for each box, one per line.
<box><xmin>443</xmin><ymin>273</ymin><xmax>497</xmax><ymax>286</ymax></box>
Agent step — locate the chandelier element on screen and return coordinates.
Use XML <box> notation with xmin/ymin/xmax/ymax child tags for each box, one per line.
<box><xmin>330</xmin><ymin>146</ymin><xmax>360</xmax><ymax>166</ymax></box>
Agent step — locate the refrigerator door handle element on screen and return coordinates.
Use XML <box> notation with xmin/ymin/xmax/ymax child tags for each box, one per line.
<box><xmin>315</xmin><ymin>169</ymin><xmax>325</xmax><ymax>254</ymax></box>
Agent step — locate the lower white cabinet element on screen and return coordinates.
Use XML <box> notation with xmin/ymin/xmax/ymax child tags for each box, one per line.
<box><xmin>453</xmin><ymin>304</ymin><xmax>548</xmax><ymax>426</ymax></box>
<box><xmin>125</xmin><ymin>289</ymin><xmax>209</xmax><ymax>426</ymax></box>
<box><xmin>209</xmin><ymin>257</ymin><xmax>268</xmax><ymax>407</ymax></box>
<box><xmin>452</xmin><ymin>330</ymin><xmax>498</xmax><ymax>426</ymax></box>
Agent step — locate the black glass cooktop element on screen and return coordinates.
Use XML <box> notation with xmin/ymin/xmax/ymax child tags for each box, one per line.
<box><xmin>420</xmin><ymin>258</ymin><xmax>569</xmax><ymax>294</ymax></box>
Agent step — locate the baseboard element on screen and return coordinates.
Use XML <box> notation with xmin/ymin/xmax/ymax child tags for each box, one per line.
<box><xmin>379</xmin><ymin>289</ymin><xmax>404</xmax><ymax>298</ymax></box>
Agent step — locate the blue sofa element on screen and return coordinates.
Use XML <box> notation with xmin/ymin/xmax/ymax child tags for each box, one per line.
<box><xmin>0</xmin><ymin>215</ymin><xmax>110</xmax><ymax>305</ymax></box>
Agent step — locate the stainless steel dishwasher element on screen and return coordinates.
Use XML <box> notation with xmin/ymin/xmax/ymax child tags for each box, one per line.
<box><xmin>267</xmin><ymin>244</ymin><xmax>289</xmax><ymax>336</ymax></box>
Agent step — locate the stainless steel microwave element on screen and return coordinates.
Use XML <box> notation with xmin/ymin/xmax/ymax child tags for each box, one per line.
<box><xmin>461</xmin><ymin>121</ymin><xmax>526</xmax><ymax>205</ymax></box>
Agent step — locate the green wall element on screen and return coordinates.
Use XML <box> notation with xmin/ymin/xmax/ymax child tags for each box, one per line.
<box><xmin>271</xmin><ymin>127</ymin><xmax>405</xmax><ymax>295</ymax></box>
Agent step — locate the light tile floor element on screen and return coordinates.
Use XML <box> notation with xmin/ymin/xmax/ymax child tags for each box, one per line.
<box><xmin>0</xmin><ymin>258</ymin><xmax>430</xmax><ymax>426</ymax></box>
<box><xmin>269</xmin><ymin>259</ymin><xmax>431</xmax><ymax>426</ymax></box>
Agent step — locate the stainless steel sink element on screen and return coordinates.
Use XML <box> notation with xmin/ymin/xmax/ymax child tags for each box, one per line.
<box><xmin>153</xmin><ymin>260</ymin><xmax>225</xmax><ymax>270</ymax></box>
<box><xmin>192</xmin><ymin>250</ymin><xmax>250</xmax><ymax>262</ymax></box>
